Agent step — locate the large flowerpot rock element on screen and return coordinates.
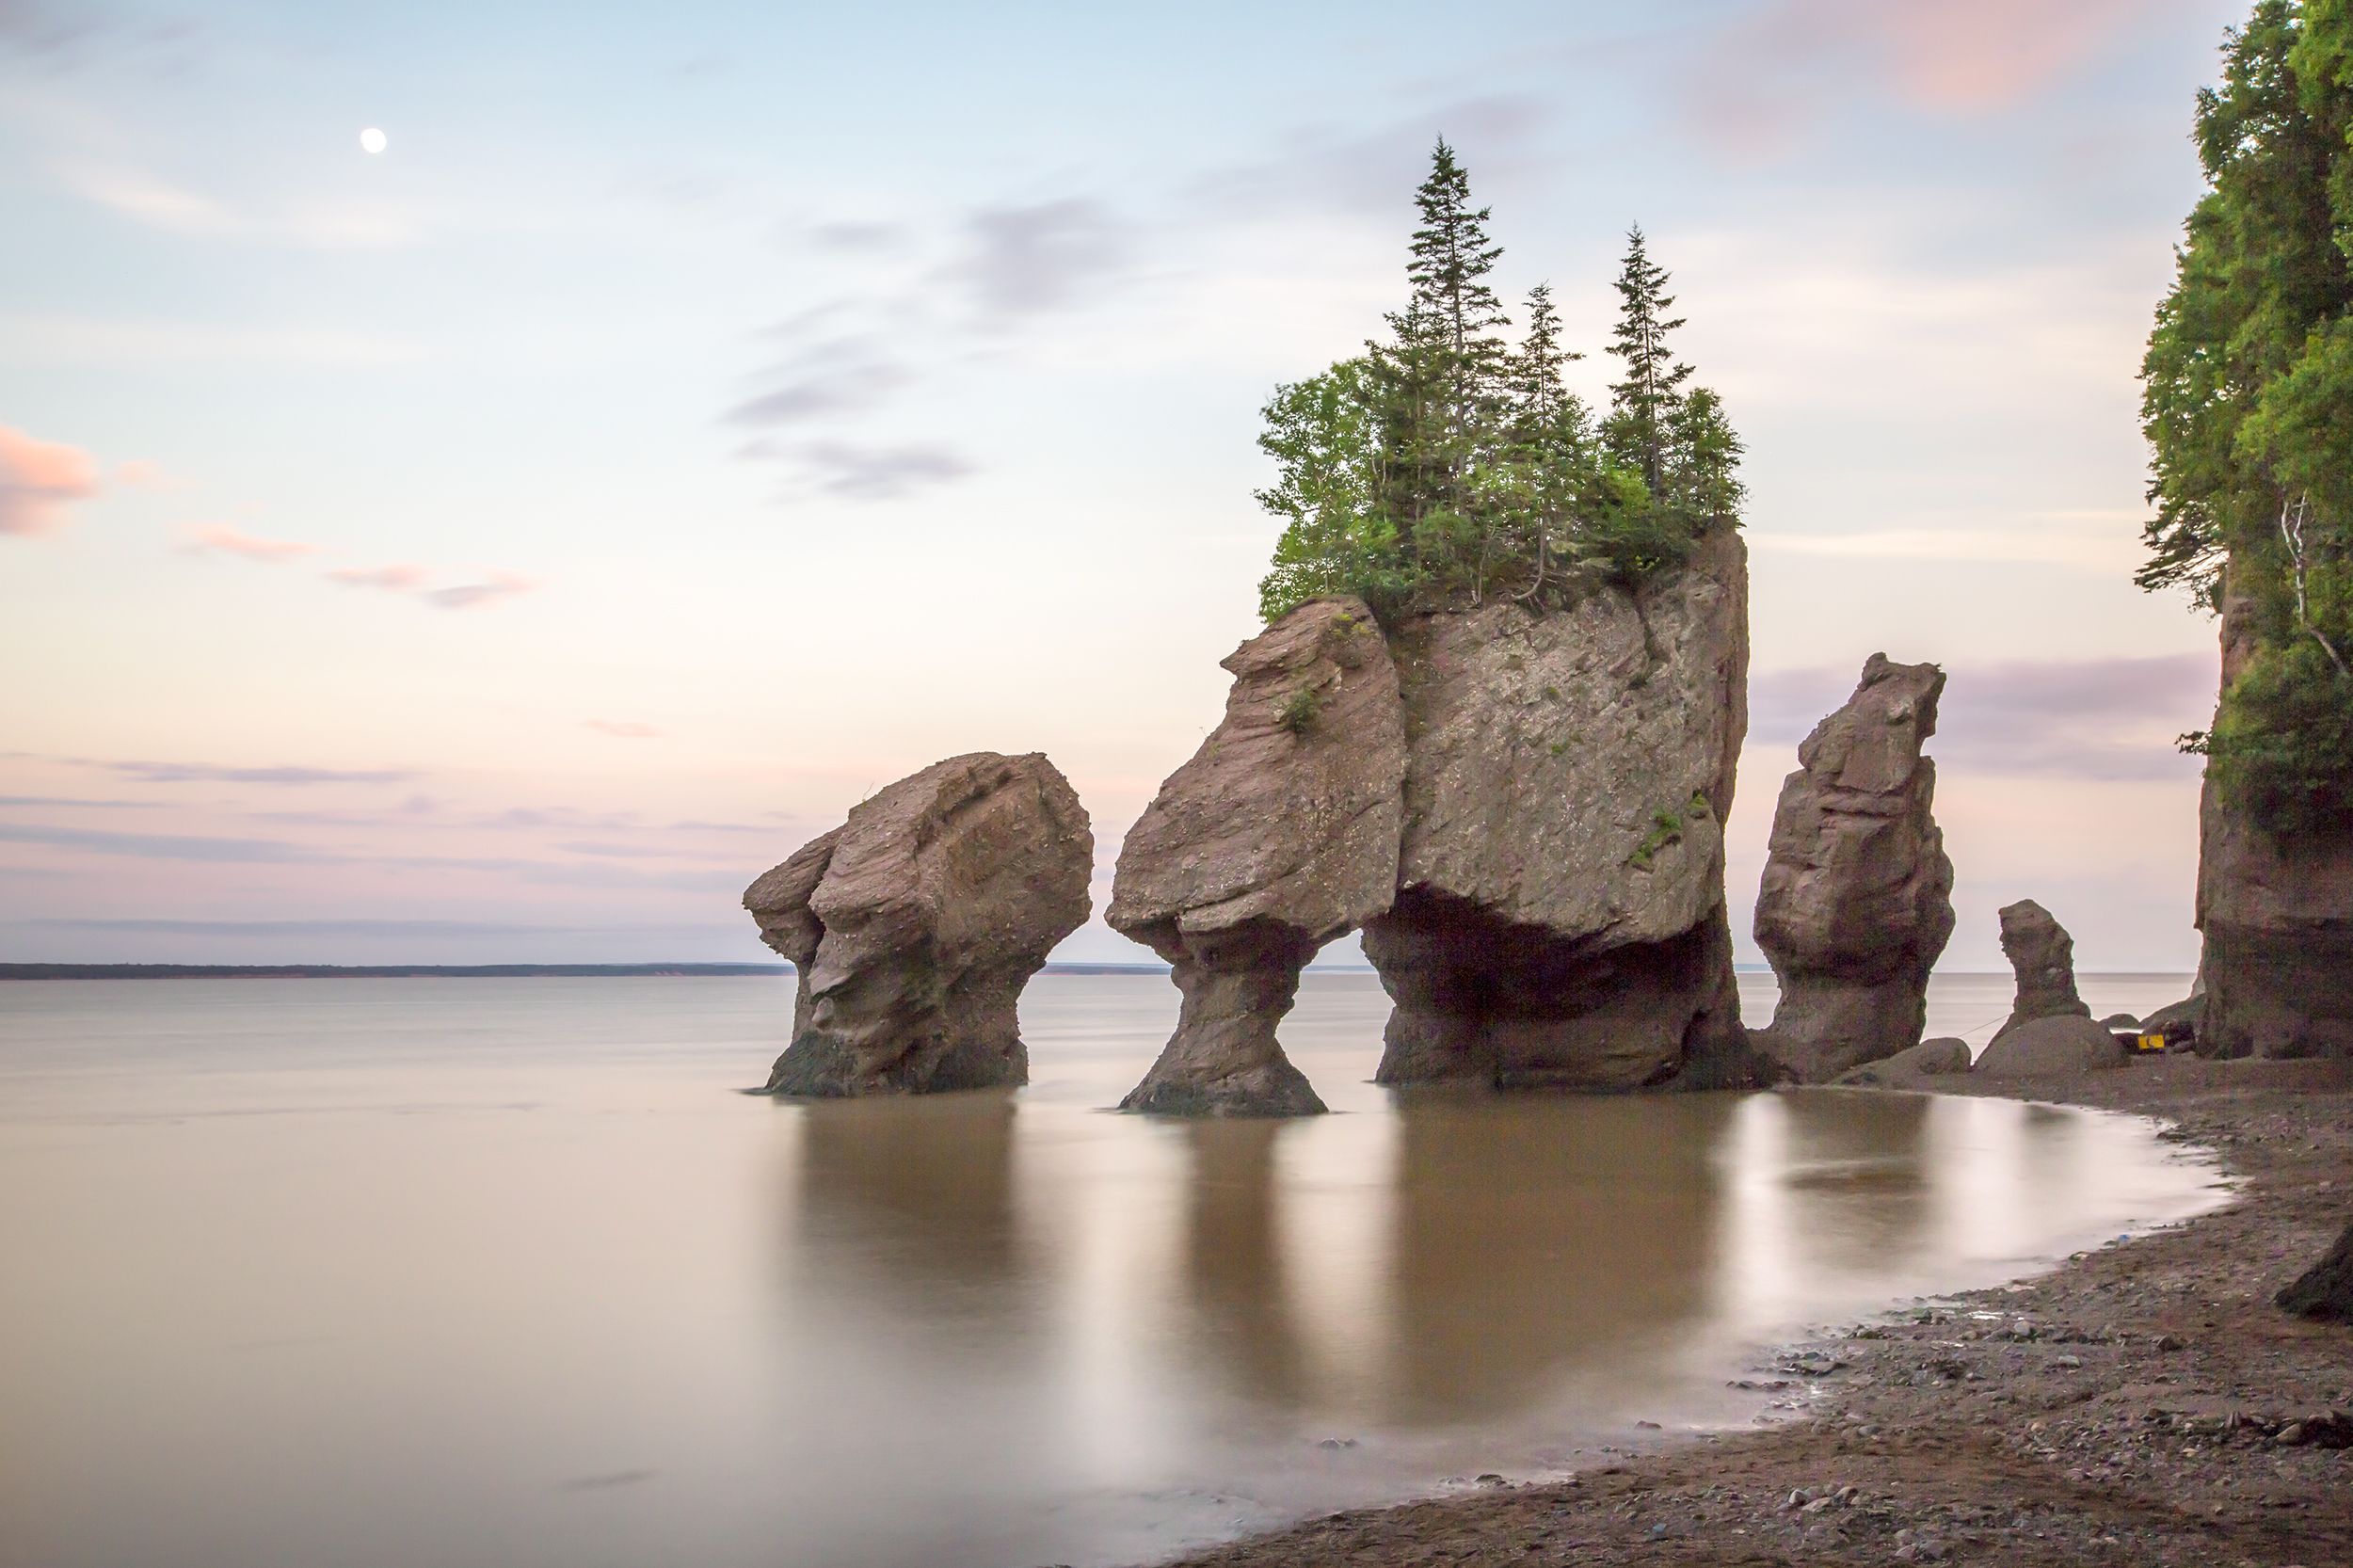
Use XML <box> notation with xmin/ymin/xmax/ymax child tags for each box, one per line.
<box><xmin>1751</xmin><ymin>654</ymin><xmax>1954</xmax><ymax>1083</ymax></box>
<box><xmin>1974</xmin><ymin>1015</ymin><xmax>2123</xmax><ymax>1077</ymax></box>
<box><xmin>1989</xmin><ymin>900</ymin><xmax>2092</xmax><ymax>1044</ymax></box>
<box><xmin>1366</xmin><ymin>527</ymin><xmax>1756</xmax><ymax>1092</ymax></box>
<box><xmin>1109</xmin><ymin>598</ymin><xmax>1404</xmax><ymax>1115</ymax></box>
<box><xmin>744</xmin><ymin>751</ymin><xmax>1092</xmax><ymax>1096</ymax></box>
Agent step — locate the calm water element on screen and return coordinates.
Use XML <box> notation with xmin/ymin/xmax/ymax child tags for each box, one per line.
<box><xmin>0</xmin><ymin>971</ymin><xmax>2219</xmax><ymax>1568</ymax></box>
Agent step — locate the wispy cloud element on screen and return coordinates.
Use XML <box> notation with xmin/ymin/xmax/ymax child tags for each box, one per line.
<box><xmin>723</xmin><ymin>334</ymin><xmax>914</xmax><ymax>428</ymax></box>
<box><xmin>0</xmin><ymin>793</ymin><xmax>162</xmax><ymax>809</ymax></box>
<box><xmin>184</xmin><ymin>523</ymin><xmax>317</xmax><ymax>563</ymax></box>
<box><xmin>58</xmin><ymin>163</ymin><xmax>232</xmax><ymax>232</ymax></box>
<box><xmin>943</xmin><ymin>198</ymin><xmax>1131</xmax><ymax>326</ymax></box>
<box><xmin>794</xmin><ymin>440</ymin><xmax>977</xmax><ymax>500</ymax></box>
<box><xmin>0</xmin><ymin>822</ymin><xmax>341</xmax><ymax>863</ymax></box>
<box><xmin>56</xmin><ymin>757</ymin><xmax>422</xmax><ymax>787</ymax></box>
<box><xmin>584</xmin><ymin>720</ymin><xmax>660</xmax><ymax>740</ymax></box>
<box><xmin>328</xmin><ymin>563</ymin><xmax>433</xmax><ymax>592</ymax></box>
<box><xmin>0</xmin><ymin>424</ymin><xmax>100</xmax><ymax>536</ymax></box>
<box><xmin>327</xmin><ymin>563</ymin><xmax>535</xmax><ymax>609</ymax></box>
<box><xmin>1689</xmin><ymin>0</ymin><xmax>2144</xmax><ymax>154</ymax></box>
<box><xmin>423</xmin><ymin>571</ymin><xmax>535</xmax><ymax>611</ymax></box>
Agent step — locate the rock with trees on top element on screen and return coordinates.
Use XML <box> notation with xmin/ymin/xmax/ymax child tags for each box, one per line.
<box><xmin>744</xmin><ymin>751</ymin><xmax>1092</xmax><ymax>1096</ymax></box>
<box><xmin>2138</xmin><ymin>4</ymin><xmax>2353</xmax><ymax>1061</ymax></box>
<box><xmin>1119</xmin><ymin>139</ymin><xmax>1761</xmax><ymax>1108</ymax></box>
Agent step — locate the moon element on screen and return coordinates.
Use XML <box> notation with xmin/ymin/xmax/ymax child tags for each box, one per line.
<box><xmin>360</xmin><ymin>127</ymin><xmax>387</xmax><ymax>154</ymax></box>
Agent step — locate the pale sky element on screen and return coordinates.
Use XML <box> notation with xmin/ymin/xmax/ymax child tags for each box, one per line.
<box><xmin>1</xmin><ymin>0</ymin><xmax>2243</xmax><ymax>970</ymax></box>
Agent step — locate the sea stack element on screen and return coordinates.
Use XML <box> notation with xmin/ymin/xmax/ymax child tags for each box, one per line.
<box><xmin>1109</xmin><ymin>598</ymin><xmax>1404</xmax><ymax>1115</ymax></box>
<box><xmin>1975</xmin><ymin>899</ymin><xmax>2121</xmax><ymax>1075</ymax></box>
<box><xmin>744</xmin><ymin>751</ymin><xmax>1093</xmax><ymax>1096</ymax></box>
<box><xmin>1367</xmin><ymin>526</ymin><xmax>1754</xmax><ymax>1091</ymax></box>
<box><xmin>2196</xmin><ymin>576</ymin><xmax>2353</xmax><ymax>1058</ymax></box>
<box><xmin>1750</xmin><ymin>654</ymin><xmax>1954</xmax><ymax>1083</ymax></box>
<box><xmin>1990</xmin><ymin>899</ymin><xmax>2091</xmax><ymax>1037</ymax></box>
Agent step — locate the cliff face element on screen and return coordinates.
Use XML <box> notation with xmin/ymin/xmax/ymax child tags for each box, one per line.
<box><xmin>2198</xmin><ymin>578</ymin><xmax>2353</xmax><ymax>1058</ymax></box>
<box><xmin>1108</xmin><ymin>598</ymin><xmax>1405</xmax><ymax>1115</ymax></box>
<box><xmin>1750</xmin><ymin>655</ymin><xmax>1954</xmax><ymax>1083</ymax></box>
<box><xmin>744</xmin><ymin>751</ymin><xmax>1093</xmax><ymax>1096</ymax></box>
<box><xmin>1365</xmin><ymin>527</ymin><xmax>1754</xmax><ymax>1092</ymax></box>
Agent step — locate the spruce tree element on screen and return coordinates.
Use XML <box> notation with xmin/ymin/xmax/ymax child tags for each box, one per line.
<box><xmin>1604</xmin><ymin>225</ymin><xmax>1692</xmax><ymax>494</ymax></box>
<box><xmin>2141</xmin><ymin>0</ymin><xmax>2353</xmax><ymax>831</ymax></box>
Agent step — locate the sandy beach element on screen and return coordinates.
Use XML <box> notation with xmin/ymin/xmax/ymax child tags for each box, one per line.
<box><xmin>1163</xmin><ymin>1057</ymin><xmax>2353</xmax><ymax>1568</ymax></box>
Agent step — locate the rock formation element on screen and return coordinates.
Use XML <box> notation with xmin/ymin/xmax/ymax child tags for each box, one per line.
<box><xmin>1750</xmin><ymin>654</ymin><xmax>1954</xmax><ymax>1083</ymax></box>
<box><xmin>744</xmin><ymin>751</ymin><xmax>1092</xmax><ymax>1096</ymax></box>
<box><xmin>1366</xmin><ymin>527</ymin><xmax>1754</xmax><ymax>1092</ymax></box>
<box><xmin>2196</xmin><ymin>577</ymin><xmax>2353</xmax><ymax>1058</ymax></box>
<box><xmin>1109</xmin><ymin>599</ymin><xmax>1404</xmax><ymax>1115</ymax></box>
<box><xmin>1975</xmin><ymin>1015</ymin><xmax>2123</xmax><ymax>1076</ymax></box>
<box><xmin>1832</xmin><ymin>1036</ymin><xmax>1971</xmax><ymax>1088</ymax></box>
<box><xmin>1990</xmin><ymin>899</ymin><xmax>2091</xmax><ymax>1042</ymax></box>
<box><xmin>2278</xmin><ymin>1220</ymin><xmax>2353</xmax><ymax>1323</ymax></box>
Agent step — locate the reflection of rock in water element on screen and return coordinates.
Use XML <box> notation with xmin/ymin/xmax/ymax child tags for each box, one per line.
<box><xmin>1770</xmin><ymin>1089</ymin><xmax>1934</xmax><ymax>1270</ymax></box>
<box><xmin>787</xmin><ymin>1092</ymin><xmax>1033</xmax><ymax>1317</ymax></box>
<box><xmin>1175</xmin><ymin>1121</ymin><xmax>1307</xmax><ymax>1407</ymax></box>
<box><xmin>1384</xmin><ymin>1094</ymin><xmax>1733</xmax><ymax>1425</ymax></box>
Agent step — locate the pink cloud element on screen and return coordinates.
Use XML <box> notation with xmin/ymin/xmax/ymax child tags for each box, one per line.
<box><xmin>1691</xmin><ymin>0</ymin><xmax>2139</xmax><ymax>153</ymax></box>
<box><xmin>424</xmin><ymin>571</ymin><xmax>536</xmax><ymax>611</ymax></box>
<box><xmin>328</xmin><ymin>564</ymin><xmax>434</xmax><ymax>592</ymax></box>
<box><xmin>186</xmin><ymin>524</ymin><xmax>317</xmax><ymax>564</ymax></box>
<box><xmin>585</xmin><ymin>720</ymin><xmax>661</xmax><ymax>740</ymax></box>
<box><xmin>114</xmin><ymin>459</ymin><xmax>168</xmax><ymax>488</ymax></box>
<box><xmin>323</xmin><ymin>562</ymin><xmax>536</xmax><ymax>610</ymax></box>
<box><xmin>0</xmin><ymin>425</ymin><xmax>101</xmax><ymax>537</ymax></box>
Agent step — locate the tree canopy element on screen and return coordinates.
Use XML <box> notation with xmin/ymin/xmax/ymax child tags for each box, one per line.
<box><xmin>1255</xmin><ymin>143</ymin><xmax>1743</xmax><ymax>622</ymax></box>
<box><xmin>2142</xmin><ymin>0</ymin><xmax>2353</xmax><ymax>834</ymax></box>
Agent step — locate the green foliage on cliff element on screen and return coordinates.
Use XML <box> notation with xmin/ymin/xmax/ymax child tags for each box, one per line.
<box><xmin>2144</xmin><ymin>0</ymin><xmax>2353</xmax><ymax>833</ymax></box>
<box><xmin>1256</xmin><ymin>143</ymin><xmax>1743</xmax><ymax>622</ymax></box>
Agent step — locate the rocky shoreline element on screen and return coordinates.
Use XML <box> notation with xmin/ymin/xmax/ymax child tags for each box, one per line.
<box><xmin>1156</xmin><ymin>1057</ymin><xmax>2353</xmax><ymax>1568</ymax></box>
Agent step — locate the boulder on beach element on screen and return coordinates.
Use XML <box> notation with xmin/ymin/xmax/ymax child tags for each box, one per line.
<box><xmin>744</xmin><ymin>751</ymin><xmax>1093</xmax><ymax>1096</ymax></box>
<box><xmin>1367</xmin><ymin>527</ymin><xmax>1756</xmax><ymax>1092</ymax></box>
<box><xmin>1109</xmin><ymin>598</ymin><xmax>1404</xmax><ymax>1115</ymax></box>
<box><xmin>2278</xmin><ymin>1219</ymin><xmax>2353</xmax><ymax>1323</ymax></box>
<box><xmin>1990</xmin><ymin>900</ymin><xmax>2093</xmax><ymax>1044</ymax></box>
<box><xmin>1974</xmin><ymin>1014</ymin><xmax>2124</xmax><ymax>1077</ymax></box>
<box><xmin>2142</xmin><ymin>992</ymin><xmax>2203</xmax><ymax>1045</ymax></box>
<box><xmin>1832</xmin><ymin>1036</ymin><xmax>1972</xmax><ymax>1088</ymax></box>
<box><xmin>1750</xmin><ymin>654</ymin><xmax>1954</xmax><ymax>1084</ymax></box>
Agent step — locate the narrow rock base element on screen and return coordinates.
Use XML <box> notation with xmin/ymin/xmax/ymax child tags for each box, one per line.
<box><xmin>1366</xmin><ymin>892</ymin><xmax>1753</xmax><ymax>1091</ymax></box>
<box><xmin>1118</xmin><ymin>927</ymin><xmax>1328</xmax><ymax>1117</ymax></box>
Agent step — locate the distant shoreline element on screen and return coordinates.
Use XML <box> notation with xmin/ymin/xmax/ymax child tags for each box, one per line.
<box><xmin>0</xmin><ymin>961</ymin><xmax>1189</xmax><ymax>981</ymax></box>
<box><xmin>0</xmin><ymin>964</ymin><xmax>2171</xmax><ymax>982</ymax></box>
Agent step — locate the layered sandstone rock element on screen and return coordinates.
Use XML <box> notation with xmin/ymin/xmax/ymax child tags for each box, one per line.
<box><xmin>2197</xmin><ymin>577</ymin><xmax>2353</xmax><ymax>1058</ymax></box>
<box><xmin>1366</xmin><ymin>527</ymin><xmax>1755</xmax><ymax>1092</ymax></box>
<box><xmin>1990</xmin><ymin>899</ymin><xmax>2092</xmax><ymax>1042</ymax></box>
<box><xmin>1109</xmin><ymin>598</ymin><xmax>1404</xmax><ymax>1115</ymax></box>
<box><xmin>744</xmin><ymin>751</ymin><xmax>1092</xmax><ymax>1096</ymax></box>
<box><xmin>1751</xmin><ymin>655</ymin><xmax>1954</xmax><ymax>1083</ymax></box>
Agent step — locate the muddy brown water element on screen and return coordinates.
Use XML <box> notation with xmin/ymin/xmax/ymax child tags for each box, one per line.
<box><xmin>0</xmin><ymin>971</ymin><xmax>2222</xmax><ymax>1568</ymax></box>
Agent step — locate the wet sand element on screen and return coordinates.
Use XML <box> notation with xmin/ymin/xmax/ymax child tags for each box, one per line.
<box><xmin>1161</xmin><ymin>1056</ymin><xmax>2353</xmax><ymax>1568</ymax></box>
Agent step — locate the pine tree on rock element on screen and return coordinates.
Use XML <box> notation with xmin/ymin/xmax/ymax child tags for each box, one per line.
<box><xmin>1604</xmin><ymin>225</ymin><xmax>1692</xmax><ymax>494</ymax></box>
